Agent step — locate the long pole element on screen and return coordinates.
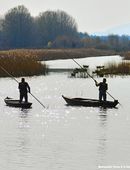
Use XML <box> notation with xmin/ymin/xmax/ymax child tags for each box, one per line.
<box><xmin>0</xmin><ymin>66</ymin><xmax>46</xmax><ymax>108</ymax></box>
<box><xmin>72</xmin><ymin>58</ymin><xmax>117</xmax><ymax>101</ymax></box>
<box><xmin>74</xmin><ymin>58</ymin><xmax>121</xmax><ymax>104</ymax></box>
<box><xmin>63</xmin><ymin>50</ymin><xmax>118</xmax><ymax>101</ymax></box>
<box><xmin>72</xmin><ymin>58</ymin><xmax>94</xmax><ymax>80</ymax></box>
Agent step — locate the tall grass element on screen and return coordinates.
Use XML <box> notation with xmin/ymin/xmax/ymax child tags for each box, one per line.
<box><xmin>121</xmin><ymin>52</ymin><xmax>130</xmax><ymax>60</ymax></box>
<box><xmin>0</xmin><ymin>51</ymin><xmax>47</xmax><ymax>77</ymax></box>
<box><xmin>103</xmin><ymin>61</ymin><xmax>130</xmax><ymax>75</ymax></box>
<box><xmin>0</xmin><ymin>48</ymin><xmax>115</xmax><ymax>77</ymax></box>
<box><xmin>0</xmin><ymin>48</ymin><xmax>115</xmax><ymax>61</ymax></box>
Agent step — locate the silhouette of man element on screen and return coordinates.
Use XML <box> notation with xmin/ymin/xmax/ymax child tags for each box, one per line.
<box><xmin>18</xmin><ymin>78</ymin><xmax>30</xmax><ymax>103</ymax></box>
<box><xmin>95</xmin><ymin>78</ymin><xmax>108</xmax><ymax>102</ymax></box>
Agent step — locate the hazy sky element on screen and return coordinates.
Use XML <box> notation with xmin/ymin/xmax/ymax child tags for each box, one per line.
<box><xmin>1</xmin><ymin>0</ymin><xmax>130</xmax><ymax>34</ymax></box>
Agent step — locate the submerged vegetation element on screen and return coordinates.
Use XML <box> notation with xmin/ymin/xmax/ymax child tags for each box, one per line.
<box><xmin>0</xmin><ymin>50</ymin><xmax>47</xmax><ymax>77</ymax></box>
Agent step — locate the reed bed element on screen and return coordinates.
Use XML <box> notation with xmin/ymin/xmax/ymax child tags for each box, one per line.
<box><xmin>0</xmin><ymin>48</ymin><xmax>115</xmax><ymax>61</ymax></box>
<box><xmin>0</xmin><ymin>48</ymin><xmax>115</xmax><ymax>77</ymax></box>
<box><xmin>121</xmin><ymin>52</ymin><xmax>130</xmax><ymax>60</ymax></box>
<box><xmin>0</xmin><ymin>55</ymin><xmax>47</xmax><ymax>77</ymax></box>
<box><xmin>96</xmin><ymin>61</ymin><xmax>130</xmax><ymax>76</ymax></box>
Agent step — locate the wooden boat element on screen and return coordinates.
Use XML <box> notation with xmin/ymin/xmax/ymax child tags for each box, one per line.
<box><xmin>62</xmin><ymin>95</ymin><xmax>118</xmax><ymax>108</ymax></box>
<box><xmin>4</xmin><ymin>97</ymin><xmax>32</xmax><ymax>108</ymax></box>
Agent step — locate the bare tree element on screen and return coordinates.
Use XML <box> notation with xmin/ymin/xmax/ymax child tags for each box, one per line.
<box><xmin>36</xmin><ymin>10</ymin><xmax>78</xmax><ymax>47</ymax></box>
<box><xmin>2</xmin><ymin>5</ymin><xmax>33</xmax><ymax>48</ymax></box>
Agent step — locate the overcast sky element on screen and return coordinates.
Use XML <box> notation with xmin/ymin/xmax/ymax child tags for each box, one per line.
<box><xmin>1</xmin><ymin>0</ymin><xmax>130</xmax><ymax>34</ymax></box>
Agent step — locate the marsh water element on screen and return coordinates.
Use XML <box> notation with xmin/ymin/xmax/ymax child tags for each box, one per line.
<box><xmin>0</xmin><ymin>55</ymin><xmax>130</xmax><ymax>170</ymax></box>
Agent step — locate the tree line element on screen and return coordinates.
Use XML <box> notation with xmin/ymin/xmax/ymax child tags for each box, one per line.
<box><xmin>0</xmin><ymin>5</ymin><xmax>78</xmax><ymax>49</ymax></box>
<box><xmin>80</xmin><ymin>34</ymin><xmax>130</xmax><ymax>52</ymax></box>
<box><xmin>0</xmin><ymin>5</ymin><xmax>130</xmax><ymax>51</ymax></box>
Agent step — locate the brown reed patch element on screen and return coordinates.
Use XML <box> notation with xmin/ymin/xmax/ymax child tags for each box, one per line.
<box><xmin>121</xmin><ymin>51</ymin><xmax>130</xmax><ymax>60</ymax></box>
<box><xmin>0</xmin><ymin>48</ymin><xmax>115</xmax><ymax>61</ymax></box>
<box><xmin>0</xmin><ymin>55</ymin><xmax>47</xmax><ymax>77</ymax></box>
<box><xmin>104</xmin><ymin>61</ymin><xmax>130</xmax><ymax>75</ymax></box>
<box><xmin>0</xmin><ymin>48</ymin><xmax>115</xmax><ymax>77</ymax></box>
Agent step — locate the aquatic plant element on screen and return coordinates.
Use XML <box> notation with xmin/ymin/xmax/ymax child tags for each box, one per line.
<box><xmin>0</xmin><ymin>48</ymin><xmax>115</xmax><ymax>61</ymax></box>
<box><xmin>121</xmin><ymin>52</ymin><xmax>130</xmax><ymax>60</ymax></box>
<box><xmin>94</xmin><ymin>61</ymin><xmax>130</xmax><ymax>76</ymax></box>
<box><xmin>0</xmin><ymin>51</ymin><xmax>47</xmax><ymax>77</ymax></box>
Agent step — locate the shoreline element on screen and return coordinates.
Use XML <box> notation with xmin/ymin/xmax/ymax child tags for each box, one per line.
<box><xmin>0</xmin><ymin>48</ymin><xmax>116</xmax><ymax>61</ymax></box>
<box><xmin>37</xmin><ymin>48</ymin><xmax>117</xmax><ymax>61</ymax></box>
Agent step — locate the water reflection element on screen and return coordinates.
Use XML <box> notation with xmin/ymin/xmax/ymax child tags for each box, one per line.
<box><xmin>15</xmin><ymin>109</ymin><xmax>31</xmax><ymax>168</ymax></box>
<box><xmin>97</xmin><ymin>108</ymin><xmax>108</xmax><ymax>166</ymax></box>
<box><xmin>20</xmin><ymin>109</ymin><xmax>29</xmax><ymax>118</ymax></box>
<box><xmin>46</xmin><ymin>55</ymin><xmax>122</xmax><ymax>70</ymax></box>
<box><xmin>99</xmin><ymin>108</ymin><xmax>107</xmax><ymax>127</ymax></box>
<box><xmin>0</xmin><ymin>56</ymin><xmax>130</xmax><ymax>170</ymax></box>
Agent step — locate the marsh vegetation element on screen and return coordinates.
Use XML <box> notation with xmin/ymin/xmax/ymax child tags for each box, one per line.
<box><xmin>0</xmin><ymin>50</ymin><xmax>47</xmax><ymax>77</ymax></box>
<box><xmin>93</xmin><ymin>61</ymin><xmax>130</xmax><ymax>76</ymax></box>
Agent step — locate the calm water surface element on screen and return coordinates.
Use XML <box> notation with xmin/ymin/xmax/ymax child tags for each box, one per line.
<box><xmin>46</xmin><ymin>55</ymin><xmax>122</xmax><ymax>69</ymax></box>
<box><xmin>0</xmin><ymin>56</ymin><xmax>130</xmax><ymax>170</ymax></box>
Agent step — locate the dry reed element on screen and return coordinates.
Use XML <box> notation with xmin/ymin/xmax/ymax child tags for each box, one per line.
<box><xmin>0</xmin><ymin>51</ymin><xmax>47</xmax><ymax>77</ymax></box>
<box><xmin>104</xmin><ymin>61</ymin><xmax>130</xmax><ymax>75</ymax></box>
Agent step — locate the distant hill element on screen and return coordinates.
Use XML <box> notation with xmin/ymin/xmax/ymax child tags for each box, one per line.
<box><xmin>93</xmin><ymin>23</ymin><xmax>130</xmax><ymax>36</ymax></box>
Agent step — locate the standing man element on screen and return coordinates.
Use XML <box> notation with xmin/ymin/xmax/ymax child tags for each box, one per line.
<box><xmin>95</xmin><ymin>78</ymin><xmax>108</xmax><ymax>102</ymax></box>
<box><xmin>18</xmin><ymin>78</ymin><xmax>30</xmax><ymax>103</ymax></box>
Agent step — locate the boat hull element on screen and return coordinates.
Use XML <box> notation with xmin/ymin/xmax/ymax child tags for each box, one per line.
<box><xmin>4</xmin><ymin>97</ymin><xmax>32</xmax><ymax>108</ymax></box>
<box><xmin>62</xmin><ymin>95</ymin><xmax>118</xmax><ymax>108</ymax></box>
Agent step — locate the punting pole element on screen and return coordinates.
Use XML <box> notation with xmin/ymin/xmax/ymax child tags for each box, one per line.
<box><xmin>0</xmin><ymin>66</ymin><xmax>46</xmax><ymax>108</ymax></box>
<box><xmin>72</xmin><ymin>58</ymin><xmax>119</xmax><ymax>102</ymax></box>
<box><xmin>63</xmin><ymin>50</ymin><xmax>120</xmax><ymax>104</ymax></box>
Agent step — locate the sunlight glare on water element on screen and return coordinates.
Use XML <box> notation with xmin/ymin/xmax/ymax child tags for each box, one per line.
<box><xmin>0</xmin><ymin>56</ymin><xmax>130</xmax><ymax>170</ymax></box>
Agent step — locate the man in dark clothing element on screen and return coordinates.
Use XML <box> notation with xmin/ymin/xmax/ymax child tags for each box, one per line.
<box><xmin>18</xmin><ymin>78</ymin><xmax>30</xmax><ymax>103</ymax></box>
<box><xmin>95</xmin><ymin>78</ymin><xmax>108</xmax><ymax>102</ymax></box>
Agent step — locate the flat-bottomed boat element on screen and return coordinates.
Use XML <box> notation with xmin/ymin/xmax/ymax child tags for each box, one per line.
<box><xmin>62</xmin><ymin>95</ymin><xmax>118</xmax><ymax>108</ymax></box>
<box><xmin>4</xmin><ymin>97</ymin><xmax>32</xmax><ymax>108</ymax></box>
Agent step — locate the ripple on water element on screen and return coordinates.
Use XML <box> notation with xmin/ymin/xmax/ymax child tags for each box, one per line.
<box><xmin>0</xmin><ymin>60</ymin><xmax>130</xmax><ymax>170</ymax></box>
